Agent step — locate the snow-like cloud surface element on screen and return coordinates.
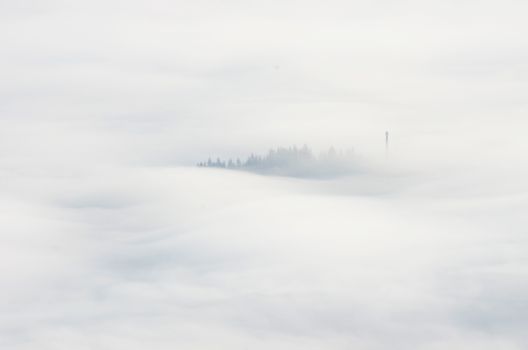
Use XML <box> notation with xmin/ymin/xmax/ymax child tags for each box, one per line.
<box><xmin>1</xmin><ymin>166</ymin><xmax>527</xmax><ymax>349</ymax></box>
<box><xmin>1</xmin><ymin>0</ymin><xmax>528</xmax><ymax>349</ymax></box>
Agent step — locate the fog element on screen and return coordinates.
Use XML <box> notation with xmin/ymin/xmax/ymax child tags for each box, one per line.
<box><xmin>1</xmin><ymin>0</ymin><xmax>528</xmax><ymax>349</ymax></box>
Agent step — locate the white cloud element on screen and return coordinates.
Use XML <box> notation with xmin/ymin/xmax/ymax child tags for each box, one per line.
<box><xmin>1</xmin><ymin>0</ymin><xmax>528</xmax><ymax>348</ymax></box>
<box><xmin>1</xmin><ymin>165</ymin><xmax>527</xmax><ymax>349</ymax></box>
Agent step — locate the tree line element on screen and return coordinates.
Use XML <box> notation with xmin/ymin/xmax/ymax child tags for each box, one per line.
<box><xmin>197</xmin><ymin>145</ymin><xmax>357</xmax><ymax>177</ymax></box>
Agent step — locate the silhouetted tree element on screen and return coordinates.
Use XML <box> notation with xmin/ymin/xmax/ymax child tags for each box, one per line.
<box><xmin>198</xmin><ymin>144</ymin><xmax>357</xmax><ymax>177</ymax></box>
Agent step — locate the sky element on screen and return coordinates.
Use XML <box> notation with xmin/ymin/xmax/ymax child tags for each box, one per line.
<box><xmin>1</xmin><ymin>0</ymin><xmax>528</xmax><ymax>349</ymax></box>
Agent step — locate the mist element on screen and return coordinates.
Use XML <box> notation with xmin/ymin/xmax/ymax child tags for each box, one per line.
<box><xmin>1</xmin><ymin>0</ymin><xmax>528</xmax><ymax>349</ymax></box>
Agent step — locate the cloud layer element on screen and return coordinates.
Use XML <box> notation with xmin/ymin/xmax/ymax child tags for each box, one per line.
<box><xmin>1</xmin><ymin>163</ymin><xmax>527</xmax><ymax>349</ymax></box>
<box><xmin>1</xmin><ymin>0</ymin><xmax>528</xmax><ymax>349</ymax></box>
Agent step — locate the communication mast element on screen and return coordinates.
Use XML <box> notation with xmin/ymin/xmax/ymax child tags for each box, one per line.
<box><xmin>385</xmin><ymin>131</ymin><xmax>389</xmax><ymax>159</ymax></box>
